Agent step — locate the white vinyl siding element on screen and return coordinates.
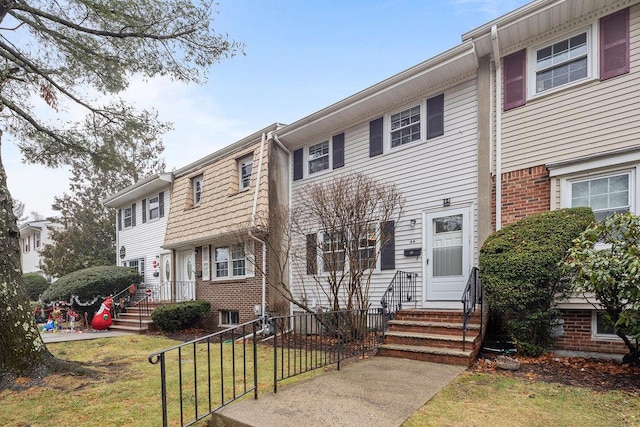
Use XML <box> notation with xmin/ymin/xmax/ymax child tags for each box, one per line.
<box><xmin>116</xmin><ymin>185</ymin><xmax>171</xmax><ymax>289</ymax></box>
<box><xmin>290</xmin><ymin>78</ymin><xmax>479</xmax><ymax>308</ymax></box>
<box><xmin>502</xmin><ymin>4</ymin><xmax>640</xmax><ymax>173</ymax></box>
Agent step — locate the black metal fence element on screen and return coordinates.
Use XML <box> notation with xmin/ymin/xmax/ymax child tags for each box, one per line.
<box><xmin>270</xmin><ymin>309</ymin><xmax>385</xmax><ymax>392</ymax></box>
<box><xmin>148</xmin><ymin>309</ymin><xmax>386</xmax><ymax>426</ymax></box>
<box><xmin>148</xmin><ymin>320</ymin><xmax>260</xmax><ymax>427</ymax></box>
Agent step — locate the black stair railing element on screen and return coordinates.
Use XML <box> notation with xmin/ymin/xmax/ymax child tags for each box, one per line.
<box><xmin>380</xmin><ymin>271</ymin><xmax>418</xmax><ymax>320</ymax></box>
<box><xmin>461</xmin><ymin>266</ymin><xmax>481</xmax><ymax>351</ymax></box>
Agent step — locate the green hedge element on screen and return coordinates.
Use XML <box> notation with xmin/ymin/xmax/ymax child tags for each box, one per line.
<box><xmin>151</xmin><ymin>300</ymin><xmax>212</xmax><ymax>332</ymax></box>
<box><xmin>41</xmin><ymin>265</ymin><xmax>141</xmax><ymax>302</ymax></box>
<box><xmin>23</xmin><ymin>273</ymin><xmax>49</xmax><ymax>301</ymax></box>
<box><xmin>480</xmin><ymin>207</ymin><xmax>595</xmax><ymax>355</ymax></box>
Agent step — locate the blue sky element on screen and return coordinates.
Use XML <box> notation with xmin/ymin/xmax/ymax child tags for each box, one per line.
<box><xmin>6</xmin><ymin>0</ymin><xmax>530</xmax><ymax>217</ymax></box>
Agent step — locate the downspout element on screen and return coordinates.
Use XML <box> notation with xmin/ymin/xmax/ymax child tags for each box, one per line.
<box><xmin>491</xmin><ymin>25</ymin><xmax>503</xmax><ymax>230</ymax></box>
<box><xmin>249</xmin><ymin>132</ymin><xmax>267</xmax><ymax>327</ymax></box>
<box><xmin>271</xmin><ymin>133</ymin><xmax>293</xmax><ymax>317</ymax></box>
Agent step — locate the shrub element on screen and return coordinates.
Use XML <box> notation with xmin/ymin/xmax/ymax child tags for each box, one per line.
<box><xmin>480</xmin><ymin>207</ymin><xmax>595</xmax><ymax>355</ymax></box>
<box><xmin>564</xmin><ymin>212</ymin><xmax>640</xmax><ymax>365</ymax></box>
<box><xmin>23</xmin><ymin>273</ymin><xmax>49</xmax><ymax>301</ymax></box>
<box><xmin>41</xmin><ymin>265</ymin><xmax>141</xmax><ymax>303</ymax></box>
<box><xmin>151</xmin><ymin>300</ymin><xmax>212</xmax><ymax>332</ymax></box>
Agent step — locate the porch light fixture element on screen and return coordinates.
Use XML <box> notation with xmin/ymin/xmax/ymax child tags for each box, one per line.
<box><xmin>410</xmin><ymin>219</ymin><xmax>417</xmax><ymax>226</ymax></box>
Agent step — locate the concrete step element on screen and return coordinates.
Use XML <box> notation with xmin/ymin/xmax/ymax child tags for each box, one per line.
<box><xmin>377</xmin><ymin>343</ymin><xmax>474</xmax><ymax>366</ymax></box>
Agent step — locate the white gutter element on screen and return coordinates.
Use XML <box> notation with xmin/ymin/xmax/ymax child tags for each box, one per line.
<box><xmin>248</xmin><ymin>132</ymin><xmax>268</xmax><ymax>326</ymax></box>
<box><xmin>491</xmin><ymin>25</ymin><xmax>503</xmax><ymax>230</ymax></box>
<box><xmin>271</xmin><ymin>133</ymin><xmax>294</xmax><ymax>317</ymax></box>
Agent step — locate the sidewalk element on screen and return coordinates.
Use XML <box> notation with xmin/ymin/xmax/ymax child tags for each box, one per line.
<box><xmin>212</xmin><ymin>357</ymin><xmax>465</xmax><ymax>427</ymax></box>
<box><xmin>41</xmin><ymin>329</ymin><xmax>133</xmax><ymax>343</ymax></box>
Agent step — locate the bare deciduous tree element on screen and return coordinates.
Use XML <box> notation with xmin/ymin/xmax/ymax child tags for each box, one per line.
<box><xmin>244</xmin><ymin>172</ymin><xmax>404</xmax><ymax>316</ymax></box>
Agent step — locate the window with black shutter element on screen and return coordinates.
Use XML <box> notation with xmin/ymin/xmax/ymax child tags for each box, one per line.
<box><xmin>380</xmin><ymin>221</ymin><xmax>395</xmax><ymax>270</ymax></box>
<box><xmin>426</xmin><ymin>94</ymin><xmax>444</xmax><ymax>139</ymax></box>
<box><xmin>369</xmin><ymin>117</ymin><xmax>384</xmax><ymax>157</ymax></box>
<box><xmin>332</xmin><ymin>133</ymin><xmax>345</xmax><ymax>169</ymax></box>
<box><xmin>306</xmin><ymin>233</ymin><xmax>317</xmax><ymax>274</ymax></box>
<box><xmin>293</xmin><ymin>148</ymin><xmax>303</xmax><ymax>181</ymax></box>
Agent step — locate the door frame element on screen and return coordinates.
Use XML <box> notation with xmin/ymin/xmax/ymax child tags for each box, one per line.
<box><xmin>422</xmin><ymin>205</ymin><xmax>472</xmax><ymax>303</ymax></box>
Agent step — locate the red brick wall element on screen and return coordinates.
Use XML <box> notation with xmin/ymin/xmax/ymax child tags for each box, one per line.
<box><xmin>195</xmin><ymin>240</ymin><xmax>268</xmax><ymax>331</ymax></box>
<box><xmin>553</xmin><ymin>309</ymin><xmax>627</xmax><ymax>355</ymax></box>
<box><xmin>491</xmin><ymin>165</ymin><xmax>551</xmax><ymax>229</ymax></box>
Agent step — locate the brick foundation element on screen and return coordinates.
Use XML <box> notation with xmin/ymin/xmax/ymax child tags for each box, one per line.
<box><xmin>553</xmin><ymin>309</ymin><xmax>627</xmax><ymax>355</ymax></box>
<box><xmin>195</xmin><ymin>240</ymin><xmax>269</xmax><ymax>331</ymax></box>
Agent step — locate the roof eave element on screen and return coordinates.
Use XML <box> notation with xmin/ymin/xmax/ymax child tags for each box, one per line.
<box><xmin>274</xmin><ymin>41</ymin><xmax>477</xmax><ymax>147</ymax></box>
<box><xmin>103</xmin><ymin>172</ymin><xmax>173</xmax><ymax>207</ymax></box>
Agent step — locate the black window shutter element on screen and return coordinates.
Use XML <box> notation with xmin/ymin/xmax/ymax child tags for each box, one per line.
<box><xmin>380</xmin><ymin>221</ymin><xmax>395</xmax><ymax>270</ymax></box>
<box><xmin>118</xmin><ymin>209</ymin><xmax>122</xmax><ymax>231</ymax></box>
<box><xmin>426</xmin><ymin>94</ymin><xmax>444</xmax><ymax>139</ymax></box>
<box><xmin>600</xmin><ymin>8</ymin><xmax>629</xmax><ymax>81</ymax></box>
<box><xmin>332</xmin><ymin>133</ymin><xmax>345</xmax><ymax>169</ymax></box>
<box><xmin>159</xmin><ymin>191</ymin><xmax>165</xmax><ymax>218</ymax></box>
<box><xmin>131</xmin><ymin>203</ymin><xmax>136</xmax><ymax>227</ymax></box>
<box><xmin>293</xmin><ymin>148</ymin><xmax>303</xmax><ymax>181</ymax></box>
<box><xmin>369</xmin><ymin>117</ymin><xmax>383</xmax><ymax>157</ymax></box>
<box><xmin>503</xmin><ymin>49</ymin><xmax>526</xmax><ymax>111</ymax></box>
<box><xmin>142</xmin><ymin>199</ymin><xmax>147</xmax><ymax>223</ymax></box>
<box><xmin>306</xmin><ymin>233</ymin><xmax>317</xmax><ymax>275</ymax></box>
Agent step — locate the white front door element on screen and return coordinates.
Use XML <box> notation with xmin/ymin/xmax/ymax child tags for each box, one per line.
<box><xmin>159</xmin><ymin>254</ymin><xmax>172</xmax><ymax>301</ymax></box>
<box><xmin>176</xmin><ymin>249</ymin><xmax>195</xmax><ymax>301</ymax></box>
<box><xmin>424</xmin><ymin>206</ymin><xmax>471</xmax><ymax>301</ymax></box>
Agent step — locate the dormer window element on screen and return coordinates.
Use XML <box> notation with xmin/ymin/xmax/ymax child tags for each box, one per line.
<box><xmin>238</xmin><ymin>155</ymin><xmax>253</xmax><ymax>190</ymax></box>
<box><xmin>192</xmin><ymin>174</ymin><xmax>203</xmax><ymax>206</ymax></box>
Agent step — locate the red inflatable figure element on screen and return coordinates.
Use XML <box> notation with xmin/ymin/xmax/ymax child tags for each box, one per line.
<box><xmin>91</xmin><ymin>296</ymin><xmax>113</xmax><ymax>330</ymax></box>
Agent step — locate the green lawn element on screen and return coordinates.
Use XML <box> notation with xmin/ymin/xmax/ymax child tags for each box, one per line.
<box><xmin>403</xmin><ymin>371</ymin><xmax>640</xmax><ymax>427</ymax></box>
<box><xmin>0</xmin><ymin>335</ymin><xmax>314</xmax><ymax>427</ymax></box>
<box><xmin>1</xmin><ymin>336</ymin><xmax>638</xmax><ymax>427</ymax></box>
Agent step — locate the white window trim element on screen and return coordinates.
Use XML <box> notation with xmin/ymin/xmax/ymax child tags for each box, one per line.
<box><xmin>192</xmin><ymin>174</ymin><xmax>203</xmax><ymax>207</ymax></box>
<box><xmin>34</xmin><ymin>232</ymin><xmax>41</xmax><ymax>248</ymax></box>
<box><xmin>123</xmin><ymin>206</ymin><xmax>133</xmax><ymax>229</ymax></box>
<box><xmin>238</xmin><ymin>155</ymin><xmax>254</xmax><ymax>191</ymax></box>
<box><xmin>527</xmin><ymin>23</ymin><xmax>598</xmax><ymax>100</ymax></box>
<box><xmin>219</xmin><ymin>309</ymin><xmax>240</xmax><ymax>326</ymax></box>
<box><xmin>384</xmin><ymin>101</ymin><xmax>425</xmax><ymax>152</ymax></box>
<box><xmin>317</xmin><ymin>223</ymin><xmax>380</xmax><ymax>275</ymax></box>
<box><xmin>305</xmin><ymin>139</ymin><xmax>331</xmax><ymax>177</ymax></box>
<box><xmin>591</xmin><ymin>311</ymin><xmax>623</xmax><ymax>341</ymax></box>
<box><xmin>212</xmin><ymin>243</ymin><xmax>254</xmax><ymax>280</ymax></box>
<box><xmin>148</xmin><ymin>194</ymin><xmax>160</xmax><ymax>222</ymax></box>
<box><xmin>559</xmin><ymin>167</ymin><xmax>636</xmax><ymax>215</ymax></box>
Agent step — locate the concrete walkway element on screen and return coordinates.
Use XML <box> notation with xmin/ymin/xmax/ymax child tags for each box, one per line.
<box><xmin>213</xmin><ymin>357</ymin><xmax>465</xmax><ymax>427</ymax></box>
<box><xmin>41</xmin><ymin>330</ymin><xmax>133</xmax><ymax>343</ymax></box>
